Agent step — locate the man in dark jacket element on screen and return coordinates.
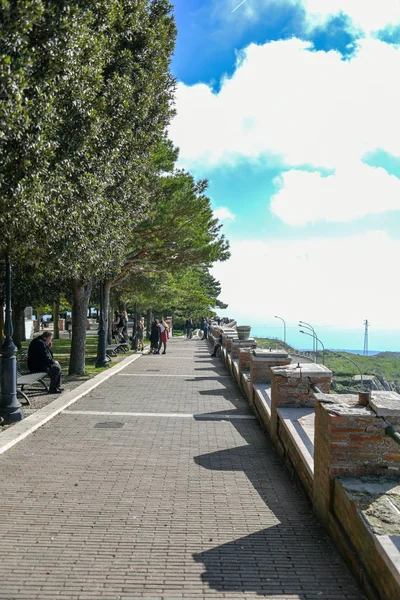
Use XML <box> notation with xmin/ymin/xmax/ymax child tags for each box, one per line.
<box><xmin>28</xmin><ymin>331</ymin><xmax>63</xmax><ymax>393</ymax></box>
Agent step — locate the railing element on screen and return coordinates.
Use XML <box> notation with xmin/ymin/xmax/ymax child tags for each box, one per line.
<box><xmin>385</xmin><ymin>425</ymin><xmax>400</xmax><ymax>447</ymax></box>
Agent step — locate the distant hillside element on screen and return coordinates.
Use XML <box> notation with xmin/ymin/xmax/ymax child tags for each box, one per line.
<box><xmin>375</xmin><ymin>352</ymin><xmax>400</xmax><ymax>359</ymax></box>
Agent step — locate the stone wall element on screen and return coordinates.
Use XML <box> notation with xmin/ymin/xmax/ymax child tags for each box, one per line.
<box><xmin>231</xmin><ymin>338</ymin><xmax>257</xmax><ymax>359</ymax></box>
<box><xmin>239</xmin><ymin>348</ymin><xmax>253</xmax><ymax>372</ymax></box>
<box><xmin>249</xmin><ymin>349</ymin><xmax>291</xmax><ymax>390</ymax></box>
<box><xmin>211</xmin><ymin>319</ymin><xmax>400</xmax><ymax>599</ymax></box>
<box><xmin>271</xmin><ymin>363</ymin><xmax>331</xmax><ymax>409</ymax></box>
<box><xmin>314</xmin><ymin>392</ymin><xmax>400</xmax><ymax>526</ymax></box>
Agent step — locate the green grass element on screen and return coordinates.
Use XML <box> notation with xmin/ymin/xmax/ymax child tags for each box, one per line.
<box><xmin>323</xmin><ymin>350</ymin><xmax>400</xmax><ymax>389</ymax></box>
<box><xmin>255</xmin><ymin>337</ymin><xmax>295</xmax><ymax>351</ymax></box>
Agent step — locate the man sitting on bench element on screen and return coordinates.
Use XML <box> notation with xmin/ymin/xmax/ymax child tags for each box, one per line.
<box><xmin>28</xmin><ymin>331</ymin><xmax>63</xmax><ymax>394</ymax></box>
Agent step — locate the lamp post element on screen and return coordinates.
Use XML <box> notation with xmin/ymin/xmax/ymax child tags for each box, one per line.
<box><xmin>299</xmin><ymin>321</ymin><xmax>318</xmax><ymax>362</ymax></box>
<box><xmin>299</xmin><ymin>320</ymin><xmax>317</xmax><ymax>355</ymax></box>
<box><xmin>300</xmin><ymin>329</ymin><xmax>325</xmax><ymax>364</ymax></box>
<box><xmin>0</xmin><ymin>258</ymin><xmax>23</xmax><ymax>421</ymax></box>
<box><xmin>274</xmin><ymin>315</ymin><xmax>286</xmax><ymax>345</ymax></box>
<box><xmin>95</xmin><ymin>280</ymin><xmax>109</xmax><ymax>368</ymax></box>
<box><xmin>332</xmin><ymin>352</ymin><xmax>364</xmax><ymax>391</ymax></box>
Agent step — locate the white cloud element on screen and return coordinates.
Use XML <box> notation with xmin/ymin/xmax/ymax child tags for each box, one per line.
<box><xmin>171</xmin><ymin>37</ymin><xmax>400</xmax><ymax>171</ymax></box>
<box><xmin>271</xmin><ymin>162</ymin><xmax>400</xmax><ymax>225</ymax></box>
<box><xmin>170</xmin><ymin>36</ymin><xmax>400</xmax><ymax>223</ymax></box>
<box><xmin>303</xmin><ymin>0</ymin><xmax>400</xmax><ymax>33</ymax></box>
<box><xmin>222</xmin><ymin>0</ymin><xmax>400</xmax><ymax>33</ymax></box>
<box><xmin>212</xmin><ymin>231</ymin><xmax>400</xmax><ymax>329</ymax></box>
<box><xmin>214</xmin><ymin>207</ymin><xmax>236</xmax><ymax>220</ymax></box>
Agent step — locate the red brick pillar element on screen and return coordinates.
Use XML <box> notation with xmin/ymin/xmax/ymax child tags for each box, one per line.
<box><xmin>313</xmin><ymin>391</ymin><xmax>400</xmax><ymax>529</ymax></box>
<box><xmin>238</xmin><ymin>348</ymin><xmax>252</xmax><ymax>372</ymax></box>
<box><xmin>231</xmin><ymin>338</ymin><xmax>257</xmax><ymax>359</ymax></box>
<box><xmin>248</xmin><ymin>349</ymin><xmax>291</xmax><ymax>406</ymax></box>
<box><xmin>222</xmin><ymin>333</ymin><xmax>237</xmax><ymax>352</ymax></box>
<box><xmin>270</xmin><ymin>362</ymin><xmax>332</xmax><ymax>446</ymax></box>
<box><xmin>237</xmin><ymin>348</ymin><xmax>255</xmax><ymax>400</ymax></box>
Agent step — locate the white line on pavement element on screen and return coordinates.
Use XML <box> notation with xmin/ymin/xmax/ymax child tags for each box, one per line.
<box><xmin>0</xmin><ymin>352</ymin><xmax>144</xmax><ymax>456</ymax></box>
<box><xmin>63</xmin><ymin>410</ymin><xmax>255</xmax><ymax>419</ymax></box>
<box><xmin>117</xmin><ymin>373</ymin><xmax>231</xmax><ymax>378</ymax></box>
<box><xmin>144</xmin><ymin>356</ymin><xmax>195</xmax><ymax>360</ymax></box>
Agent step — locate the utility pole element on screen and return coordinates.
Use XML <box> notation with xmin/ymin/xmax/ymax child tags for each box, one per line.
<box><xmin>363</xmin><ymin>319</ymin><xmax>369</xmax><ymax>356</ymax></box>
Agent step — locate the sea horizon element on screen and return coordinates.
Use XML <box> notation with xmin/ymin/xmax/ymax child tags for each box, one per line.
<box><xmin>248</xmin><ymin>324</ymin><xmax>400</xmax><ymax>354</ymax></box>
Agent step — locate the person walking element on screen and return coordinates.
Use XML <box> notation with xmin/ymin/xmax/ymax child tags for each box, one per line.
<box><xmin>203</xmin><ymin>318</ymin><xmax>209</xmax><ymax>340</ymax></box>
<box><xmin>158</xmin><ymin>320</ymin><xmax>169</xmax><ymax>354</ymax></box>
<box><xmin>116</xmin><ymin>311</ymin><xmax>128</xmax><ymax>342</ymax></box>
<box><xmin>136</xmin><ymin>317</ymin><xmax>144</xmax><ymax>352</ymax></box>
<box><xmin>185</xmin><ymin>317</ymin><xmax>193</xmax><ymax>339</ymax></box>
<box><xmin>200</xmin><ymin>317</ymin><xmax>206</xmax><ymax>334</ymax></box>
<box><xmin>28</xmin><ymin>331</ymin><xmax>63</xmax><ymax>393</ymax></box>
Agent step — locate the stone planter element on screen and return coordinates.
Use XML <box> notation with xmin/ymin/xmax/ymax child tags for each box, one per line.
<box><xmin>237</xmin><ymin>325</ymin><xmax>251</xmax><ymax>341</ymax></box>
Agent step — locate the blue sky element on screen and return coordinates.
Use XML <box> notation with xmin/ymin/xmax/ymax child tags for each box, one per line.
<box><xmin>169</xmin><ymin>1</ymin><xmax>400</xmax><ymax>346</ymax></box>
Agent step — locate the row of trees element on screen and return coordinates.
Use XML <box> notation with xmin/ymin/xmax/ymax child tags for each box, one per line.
<box><xmin>0</xmin><ymin>1</ymin><xmax>229</xmax><ymax>373</ymax></box>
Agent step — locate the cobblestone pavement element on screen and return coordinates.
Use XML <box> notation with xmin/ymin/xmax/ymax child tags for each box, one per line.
<box><xmin>0</xmin><ymin>338</ymin><xmax>365</xmax><ymax>600</ymax></box>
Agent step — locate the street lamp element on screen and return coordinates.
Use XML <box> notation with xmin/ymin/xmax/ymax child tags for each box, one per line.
<box><xmin>300</xmin><ymin>330</ymin><xmax>325</xmax><ymax>364</ymax></box>
<box><xmin>274</xmin><ymin>315</ymin><xmax>286</xmax><ymax>345</ymax></box>
<box><xmin>0</xmin><ymin>258</ymin><xmax>23</xmax><ymax>421</ymax></box>
<box><xmin>332</xmin><ymin>351</ymin><xmax>364</xmax><ymax>391</ymax></box>
<box><xmin>299</xmin><ymin>320</ymin><xmax>317</xmax><ymax>355</ymax></box>
<box><xmin>96</xmin><ymin>280</ymin><xmax>109</xmax><ymax>368</ymax></box>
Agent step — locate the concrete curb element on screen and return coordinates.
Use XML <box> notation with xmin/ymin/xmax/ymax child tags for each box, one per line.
<box><xmin>0</xmin><ymin>352</ymin><xmax>143</xmax><ymax>457</ymax></box>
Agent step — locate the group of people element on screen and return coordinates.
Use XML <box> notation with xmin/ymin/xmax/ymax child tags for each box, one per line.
<box><xmin>26</xmin><ymin>314</ymin><xmax>170</xmax><ymax>394</ymax></box>
<box><xmin>149</xmin><ymin>319</ymin><xmax>170</xmax><ymax>354</ymax></box>
<box><xmin>184</xmin><ymin>317</ymin><xmax>210</xmax><ymax>339</ymax></box>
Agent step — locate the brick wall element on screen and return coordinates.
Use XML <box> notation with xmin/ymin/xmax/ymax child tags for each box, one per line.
<box><xmin>249</xmin><ymin>352</ymin><xmax>291</xmax><ymax>388</ymax></box>
<box><xmin>278</xmin><ymin>423</ymin><xmax>314</xmax><ymax>499</ymax></box>
<box><xmin>314</xmin><ymin>395</ymin><xmax>400</xmax><ymax>527</ymax></box>
<box><xmin>239</xmin><ymin>348</ymin><xmax>252</xmax><ymax>372</ymax></box>
<box><xmin>271</xmin><ymin>364</ymin><xmax>331</xmax><ymax>409</ymax></box>
<box><xmin>231</xmin><ymin>339</ymin><xmax>257</xmax><ymax>359</ymax></box>
<box><xmin>269</xmin><ymin>362</ymin><xmax>332</xmax><ymax>453</ymax></box>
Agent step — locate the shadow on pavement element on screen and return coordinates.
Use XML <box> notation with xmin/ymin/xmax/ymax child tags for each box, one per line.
<box><xmin>192</xmin><ymin>408</ymin><xmax>365</xmax><ymax>599</ymax></box>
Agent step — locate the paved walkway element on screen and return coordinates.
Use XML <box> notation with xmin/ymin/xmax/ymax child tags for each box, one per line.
<box><xmin>0</xmin><ymin>338</ymin><xmax>365</xmax><ymax>600</ymax></box>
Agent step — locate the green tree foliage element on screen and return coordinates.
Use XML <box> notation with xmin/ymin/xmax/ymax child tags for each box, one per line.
<box><xmin>118</xmin><ymin>266</ymin><xmax>227</xmax><ymax>324</ymax></box>
<box><xmin>0</xmin><ymin>0</ymin><xmax>177</xmax><ymax>373</ymax></box>
<box><xmin>114</xmin><ymin>170</ymin><xmax>230</xmax><ymax>287</ymax></box>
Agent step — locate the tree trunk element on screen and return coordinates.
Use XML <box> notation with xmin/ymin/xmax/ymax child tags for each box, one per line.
<box><xmin>53</xmin><ymin>297</ymin><xmax>60</xmax><ymax>339</ymax></box>
<box><xmin>0</xmin><ymin>299</ymin><xmax>4</xmax><ymax>345</ymax></box>
<box><xmin>103</xmin><ymin>279</ymin><xmax>112</xmax><ymax>344</ymax></box>
<box><xmin>12</xmin><ymin>303</ymin><xmax>25</xmax><ymax>350</ymax></box>
<box><xmin>34</xmin><ymin>306</ymin><xmax>41</xmax><ymax>333</ymax></box>
<box><xmin>69</xmin><ymin>277</ymin><xmax>92</xmax><ymax>375</ymax></box>
<box><xmin>146</xmin><ymin>308</ymin><xmax>152</xmax><ymax>339</ymax></box>
<box><xmin>21</xmin><ymin>307</ymin><xmax>26</xmax><ymax>342</ymax></box>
